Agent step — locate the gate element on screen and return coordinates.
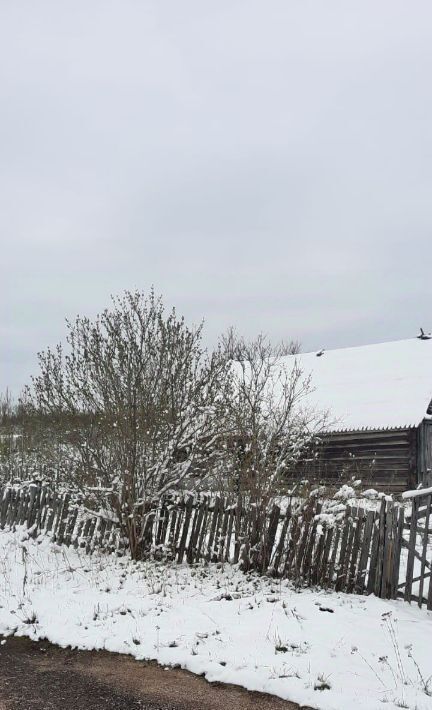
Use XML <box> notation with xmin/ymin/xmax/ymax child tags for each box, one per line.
<box><xmin>398</xmin><ymin>488</ymin><xmax>432</xmax><ymax>608</ymax></box>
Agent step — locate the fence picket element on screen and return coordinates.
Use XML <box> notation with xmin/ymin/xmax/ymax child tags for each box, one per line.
<box><xmin>347</xmin><ymin>508</ymin><xmax>364</xmax><ymax>593</ymax></box>
<box><xmin>336</xmin><ymin>510</ymin><xmax>351</xmax><ymax>591</ymax></box>
<box><xmin>264</xmin><ymin>505</ymin><xmax>280</xmax><ymax>572</ymax></box>
<box><xmin>380</xmin><ymin>502</ymin><xmax>394</xmax><ymax>599</ymax></box>
<box><xmin>404</xmin><ymin>498</ymin><xmax>419</xmax><ymax>603</ymax></box>
<box><xmin>356</xmin><ymin>509</ymin><xmax>375</xmax><ymax>593</ymax></box>
<box><xmin>391</xmin><ymin>506</ymin><xmax>404</xmax><ymax>599</ymax></box>
<box><xmin>418</xmin><ymin>495</ymin><xmax>431</xmax><ymax>607</ymax></box>
<box><xmin>233</xmin><ymin>497</ymin><xmax>243</xmax><ymax>564</ymax></box>
<box><xmin>224</xmin><ymin>506</ymin><xmax>235</xmax><ymax>562</ymax></box>
<box><xmin>177</xmin><ymin>496</ymin><xmax>194</xmax><ymax>563</ymax></box>
<box><xmin>196</xmin><ymin>498</ymin><xmax>210</xmax><ymax>562</ymax></box>
<box><xmin>271</xmin><ymin>506</ymin><xmax>291</xmax><ymax>575</ymax></box>
<box><xmin>206</xmin><ymin>496</ymin><xmax>221</xmax><ymax>562</ymax></box>
<box><xmin>320</xmin><ymin>527</ymin><xmax>333</xmax><ymax>587</ymax></box>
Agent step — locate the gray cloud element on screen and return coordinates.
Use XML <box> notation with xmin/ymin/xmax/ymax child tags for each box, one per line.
<box><xmin>1</xmin><ymin>0</ymin><xmax>432</xmax><ymax>394</ymax></box>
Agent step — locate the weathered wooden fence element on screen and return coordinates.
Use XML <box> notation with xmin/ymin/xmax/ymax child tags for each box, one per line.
<box><xmin>399</xmin><ymin>487</ymin><xmax>432</xmax><ymax>608</ymax></box>
<box><xmin>150</xmin><ymin>494</ymin><xmax>406</xmax><ymax>600</ymax></box>
<box><xmin>0</xmin><ymin>483</ymin><xmax>123</xmax><ymax>554</ymax></box>
<box><xmin>1</xmin><ymin>482</ymin><xmax>431</xmax><ymax>609</ymax></box>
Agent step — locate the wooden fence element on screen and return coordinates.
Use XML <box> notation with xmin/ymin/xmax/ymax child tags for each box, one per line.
<box><xmin>0</xmin><ymin>483</ymin><xmax>122</xmax><ymax>554</ymax></box>
<box><xmin>150</xmin><ymin>494</ymin><xmax>405</xmax><ymax>599</ymax></box>
<box><xmin>400</xmin><ymin>488</ymin><xmax>432</xmax><ymax>608</ymax></box>
<box><xmin>0</xmin><ymin>482</ymin><xmax>431</xmax><ymax>609</ymax></box>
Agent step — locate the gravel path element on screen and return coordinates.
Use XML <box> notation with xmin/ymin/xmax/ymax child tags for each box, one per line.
<box><xmin>0</xmin><ymin>636</ymin><xmax>311</xmax><ymax>710</ymax></box>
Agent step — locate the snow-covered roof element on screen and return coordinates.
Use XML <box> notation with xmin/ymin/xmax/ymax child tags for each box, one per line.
<box><xmin>281</xmin><ymin>338</ymin><xmax>432</xmax><ymax>432</ymax></box>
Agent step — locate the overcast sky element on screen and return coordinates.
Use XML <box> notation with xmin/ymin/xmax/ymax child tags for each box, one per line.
<box><xmin>1</xmin><ymin>1</ymin><xmax>432</xmax><ymax>394</ymax></box>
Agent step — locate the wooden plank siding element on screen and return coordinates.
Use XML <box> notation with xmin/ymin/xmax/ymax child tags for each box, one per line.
<box><xmin>417</xmin><ymin>420</ymin><xmax>432</xmax><ymax>487</ymax></box>
<box><xmin>290</xmin><ymin>426</ymin><xmax>418</xmax><ymax>493</ymax></box>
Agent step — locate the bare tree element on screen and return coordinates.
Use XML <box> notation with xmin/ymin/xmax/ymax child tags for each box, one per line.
<box><xmin>222</xmin><ymin>327</ymin><xmax>300</xmax><ymax>361</ymax></box>
<box><xmin>25</xmin><ymin>290</ymin><xmax>230</xmax><ymax>559</ymax></box>
<box><xmin>221</xmin><ymin>332</ymin><xmax>326</xmax><ymax>507</ymax></box>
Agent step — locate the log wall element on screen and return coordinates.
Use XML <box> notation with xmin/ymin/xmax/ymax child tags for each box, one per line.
<box><xmin>293</xmin><ymin>426</ymin><xmax>418</xmax><ymax>493</ymax></box>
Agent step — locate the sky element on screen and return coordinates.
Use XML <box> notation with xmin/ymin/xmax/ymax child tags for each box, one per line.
<box><xmin>1</xmin><ymin>1</ymin><xmax>432</xmax><ymax>395</ymax></box>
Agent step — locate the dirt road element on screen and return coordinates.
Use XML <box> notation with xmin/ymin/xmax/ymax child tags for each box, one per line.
<box><xmin>0</xmin><ymin>636</ymin><xmax>312</xmax><ymax>710</ymax></box>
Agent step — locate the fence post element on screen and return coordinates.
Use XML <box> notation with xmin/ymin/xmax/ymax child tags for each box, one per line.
<box><xmin>418</xmin><ymin>494</ymin><xmax>432</xmax><ymax>607</ymax></box>
<box><xmin>404</xmin><ymin>497</ymin><xmax>419</xmax><ymax>603</ymax></box>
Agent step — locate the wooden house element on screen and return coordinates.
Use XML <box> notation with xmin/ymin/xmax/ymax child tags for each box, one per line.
<box><xmin>283</xmin><ymin>338</ymin><xmax>432</xmax><ymax>493</ymax></box>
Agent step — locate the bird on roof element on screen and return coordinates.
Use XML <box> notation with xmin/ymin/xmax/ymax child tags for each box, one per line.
<box><xmin>417</xmin><ymin>328</ymin><xmax>432</xmax><ymax>340</ymax></box>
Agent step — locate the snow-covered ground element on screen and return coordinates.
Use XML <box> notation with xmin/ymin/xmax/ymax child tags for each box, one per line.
<box><xmin>1</xmin><ymin>529</ymin><xmax>432</xmax><ymax>710</ymax></box>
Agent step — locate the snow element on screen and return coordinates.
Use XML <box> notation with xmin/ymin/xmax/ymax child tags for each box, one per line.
<box><xmin>1</xmin><ymin>529</ymin><xmax>432</xmax><ymax>710</ymax></box>
<box><xmin>333</xmin><ymin>484</ymin><xmax>356</xmax><ymax>501</ymax></box>
<box><xmin>271</xmin><ymin>338</ymin><xmax>432</xmax><ymax>431</ymax></box>
<box><xmin>402</xmin><ymin>486</ymin><xmax>432</xmax><ymax>500</ymax></box>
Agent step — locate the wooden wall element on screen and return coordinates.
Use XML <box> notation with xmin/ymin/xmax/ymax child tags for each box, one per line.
<box><xmin>291</xmin><ymin>426</ymin><xmax>418</xmax><ymax>494</ymax></box>
<box><xmin>417</xmin><ymin>419</ymin><xmax>432</xmax><ymax>487</ymax></box>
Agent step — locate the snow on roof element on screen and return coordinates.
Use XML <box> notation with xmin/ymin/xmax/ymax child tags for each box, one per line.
<box><xmin>280</xmin><ymin>338</ymin><xmax>432</xmax><ymax>432</ymax></box>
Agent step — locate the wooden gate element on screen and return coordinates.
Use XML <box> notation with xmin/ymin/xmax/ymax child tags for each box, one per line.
<box><xmin>398</xmin><ymin>488</ymin><xmax>432</xmax><ymax>608</ymax></box>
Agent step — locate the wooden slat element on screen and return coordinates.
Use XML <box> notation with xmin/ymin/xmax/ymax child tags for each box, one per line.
<box><xmin>17</xmin><ymin>489</ymin><xmax>28</xmax><ymax>525</ymax></box>
<box><xmin>196</xmin><ymin>498</ymin><xmax>210</xmax><ymax>562</ymax></box>
<box><xmin>167</xmin><ymin>505</ymin><xmax>178</xmax><ymax>552</ymax></box>
<box><xmin>356</xmin><ymin>509</ymin><xmax>375</xmax><ymax>593</ymax></box>
<box><xmin>206</xmin><ymin>496</ymin><xmax>221</xmax><ymax>562</ymax></box>
<box><xmin>311</xmin><ymin>524</ymin><xmax>326</xmax><ymax>586</ymax></box>
<box><xmin>418</xmin><ymin>495</ymin><xmax>431</xmax><ymax>607</ymax></box>
<box><xmin>217</xmin><ymin>507</ymin><xmax>230</xmax><ymax>563</ymax></box>
<box><xmin>295</xmin><ymin>517</ymin><xmax>311</xmax><ymax>580</ymax></box>
<box><xmin>85</xmin><ymin>517</ymin><xmax>97</xmax><ymax>554</ymax></box>
<box><xmin>233</xmin><ymin>496</ymin><xmax>243</xmax><ymax>564</ymax></box>
<box><xmin>54</xmin><ymin>494</ymin><xmax>70</xmax><ymax>545</ymax></box>
<box><xmin>172</xmin><ymin>502</ymin><xmax>184</xmax><ymax>553</ymax></box>
<box><xmin>271</xmin><ymin>506</ymin><xmax>291</xmax><ymax>575</ymax></box>
<box><xmin>347</xmin><ymin>508</ymin><xmax>364</xmax><ymax>593</ymax></box>
<box><xmin>35</xmin><ymin>486</ymin><xmax>47</xmax><ymax>532</ymax></box>
<box><xmin>398</xmin><ymin>571</ymin><xmax>432</xmax><ymax>588</ymax></box>
<box><xmin>177</xmin><ymin>496</ymin><xmax>193</xmax><ymax>563</ymax></box>
<box><xmin>80</xmin><ymin>517</ymin><xmax>93</xmax><ymax>548</ymax></box>
<box><xmin>6</xmin><ymin>489</ymin><xmax>18</xmax><ymax>528</ymax></box>
<box><xmin>404</xmin><ymin>497</ymin><xmax>419</xmax><ymax>603</ymax></box>
<box><xmin>374</xmin><ymin>499</ymin><xmax>387</xmax><ymax>598</ymax></box>
<box><xmin>304</xmin><ymin>504</ymin><xmax>321</xmax><ymax>584</ymax></box>
<box><xmin>327</xmin><ymin>526</ymin><xmax>341</xmax><ymax>589</ymax></box>
<box><xmin>45</xmin><ymin>494</ymin><xmax>58</xmax><ymax>533</ymax></box>
<box><xmin>318</xmin><ymin>526</ymin><xmax>332</xmax><ymax>587</ymax></box>
<box><xmin>427</xmin><ymin>555</ymin><xmax>432</xmax><ymax>611</ymax></box>
<box><xmin>63</xmin><ymin>506</ymin><xmax>79</xmax><ymax>546</ymax></box>
<box><xmin>390</xmin><ymin>506</ymin><xmax>404</xmax><ymax>599</ymax></box>
<box><xmin>187</xmin><ymin>502</ymin><xmax>205</xmax><ymax>564</ymax></box>
<box><xmin>381</xmin><ymin>502</ymin><xmax>394</xmax><ymax>599</ymax></box>
<box><xmin>0</xmin><ymin>488</ymin><xmax>11</xmax><ymax>528</ymax></box>
<box><xmin>73</xmin><ymin>519</ymin><xmax>84</xmax><ymax>548</ymax></box>
<box><xmin>335</xmin><ymin>510</ymin><xmax>351</xmax><ymax>592</ymax></box>
<box><xmin>367</xmin><ymin>517</ymin><xmax>380</xmax><ymax>594</ymax></box>
<box><xmin>342</xmin><ymin>520</ymin><xmax>356</xmax><ymax>592</ymax></box>
<box><xmin>283</xmin><ymin>511</ymin><xmax>300</xmax><ymax>575</ymax></box>
<box><xmin>27</xmin><ymin>484</ymin><xmax>41</xmax><ymax>529</ymax></box>
<box><xmin>264</xmin><ymin>505</ymin><xmax>280</xmax><ymax>572</ymax></box>
<box><xmin>224</xmin><ymin>506</ymin><xmax>235</xmax><ymax>563</ymax></box>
